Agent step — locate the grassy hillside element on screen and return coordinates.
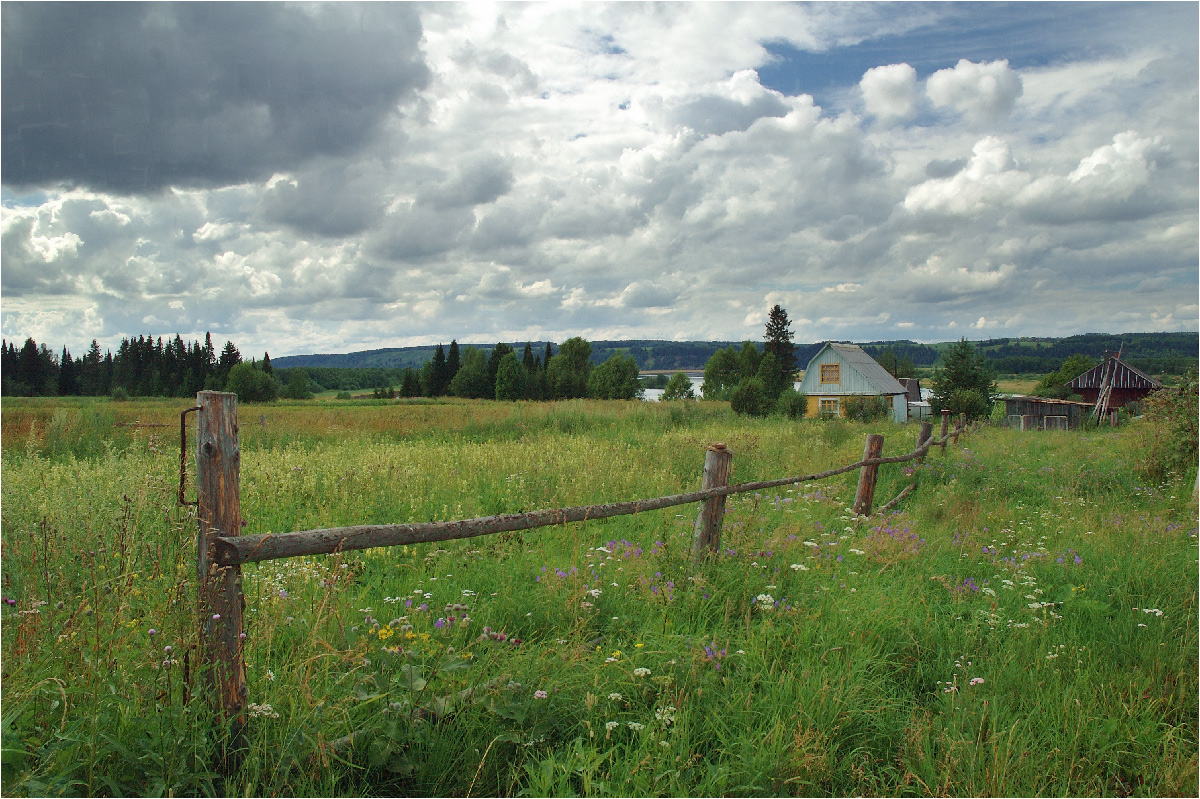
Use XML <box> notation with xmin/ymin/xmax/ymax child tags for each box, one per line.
<box><xmin>2</xmin><ymin>397</ymin><xmax>1196</xmax><ymax>796</ymax></box>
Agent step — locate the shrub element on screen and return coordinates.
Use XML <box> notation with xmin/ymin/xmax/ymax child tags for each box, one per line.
<box><xmin>774</xmin><ymin>389</ymin><xmax>806</xmax><ymax>419</ymax></box>
<box><xmin>110</xmin><ymin>386</ymin><xmax>128</xmax><ymax>402</ymax></box>
<box><xmin>1138</xmin><ymin>367</ymin><xmax>1198</xmax><ymax>483</ymax></box>
<box><xmin>587</xmin><ymin>353</ymin><xmax>641</xmax><ymax>400</ymax></box>
<box><xmin>225</xmin><ymin>362</ymin><xmax>278</xmax><ymax>403</ymax></box>
<box><xmin>336</xmin><ymin>391</ymin><xmax>353</xmax><ymax>400</ymax></box>
<box><xmin>843</xmin><ymin>395</ymin><xmax>890</xmax><ymax>422</ymax></box>
<box><xmin>730</xmin><ymin>378</ymin><xmax>769</xmax><ymax>417</ymax></box>
<box><xmin>662</xmin><ymin>372</ymin><xmax>696</xmax><ymax>401</ymax></box>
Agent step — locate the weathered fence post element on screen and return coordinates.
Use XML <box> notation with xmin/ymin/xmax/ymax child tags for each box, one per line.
<box><xmin>693</xmin><ymin>443</ymin><xmax>733</xmax><ymax>557</ymax></box>
<box><xmin>195</xmin><ymin>391</ymin><xmax>247</xmax><ymax>737</ymax></box>
<box><xmin>853</xmin><ymin>434</ymin><xmax>885</xmax><ymax>516</ymax></box>
<box><xmin>917</xmin><ymin>422</ymin><xmax>933</xmax><ymax>462</ymax></box>
<box><xmin>940</xmin><ymin>409</ymin><xmax>950</xmax><ymax>450</ymax></box>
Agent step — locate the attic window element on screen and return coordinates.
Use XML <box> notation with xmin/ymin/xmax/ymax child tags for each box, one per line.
<box><xmin>820</xmin><ymin>364</ymin><xmax>840</xmax><ymax>384</ymax></box>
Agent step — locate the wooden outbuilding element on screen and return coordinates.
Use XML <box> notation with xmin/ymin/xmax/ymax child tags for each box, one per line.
<box><xmin>798</xmin><ymin>343</ymin><xmax>909</xmax><ymax>422</ymax></box>
<box><xmin>1004</xmin><ymin>396</ymin><xmax>1092</xmax><ymax>430</ymax></box>
<box><xmin>1067</xmin><ymin>356</ymin><xmax>1161</xmax><ymax>410</ymax></box>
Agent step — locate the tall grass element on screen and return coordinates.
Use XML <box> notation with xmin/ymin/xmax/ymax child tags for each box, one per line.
<box><xmin>2</xmin><ymin>397</ymin><xmax>1196</xmax><ymax>796</ymax></box>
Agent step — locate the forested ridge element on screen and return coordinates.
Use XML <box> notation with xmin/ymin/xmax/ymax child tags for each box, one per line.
<box><xmin>3</xmin><ymin>331</ymin><xmax>1195</xmax><ymax>397</ymax></box>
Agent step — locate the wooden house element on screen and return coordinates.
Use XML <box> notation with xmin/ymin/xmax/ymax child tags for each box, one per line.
<box><xmin>1067</xmin><ymin>356</ymin><xmax>1161</xmax><ymax>409</ymax></box>
<box><xmin>1004</xmin><ymin>396</ymin><xmax>1092</xmax><ymax>430</ymax></box>
<box><xmin>798</xmin><ymin>343</ymin><xmax>909</xmax><ymax>422</ymax></box>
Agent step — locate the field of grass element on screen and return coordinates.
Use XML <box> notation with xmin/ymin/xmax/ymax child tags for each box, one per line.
<box><xmin>2</xmin><ymin>396</ymin><xmax>1197</xmax><ymax>797</ymax></box>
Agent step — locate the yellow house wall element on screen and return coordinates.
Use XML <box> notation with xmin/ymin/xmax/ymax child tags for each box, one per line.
<box><xmin>807</xmin><ymin>395</ymin><xmax>842</xmax><ymax>418</ymax></box>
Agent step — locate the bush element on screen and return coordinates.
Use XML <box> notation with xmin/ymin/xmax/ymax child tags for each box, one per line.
<box><xmin>1138</xmin><ymin>368</ymin><xmax>1198</xmax><ymax>483</ymax></box>
<box><xmin>843</xmin><ymin>395</ymin><xmax>890</xmax><ymax>422</ymax></box>
<box><xmin>662</xmin><ymin>372</ymin><xmax>696</xmax><ymax>401</ymax></box>
<box><xmin>774</xmin><ymin>389</ymin><xmax>806</xmax><ymax>419</ymax></box>
<box><xmin>225</xmin><ymin>362</ymin><xmax>278</xmax><ymax>403</ymax></box>
<box><xmin>110</xmin><ymin>386</ymin><xmax>128</xmax><ymax>402</ymax></box>
<box><xmin>278</xmin><ymin>369</ymin><xmax>314</xmax><ymax>400</ymax></box>
<box><xmin>730</xmin><ymin>378</ymin><xmax>769</xmax><ymax>417</ymax></box>
<box><xmin>587</xmin><ymin>353</ymin><xmax>641</xmax><ymax>400</ymax></box>
<box><xmin>336</xmin><ymin>391</ymin><xmax>353</xmax><ymax>400</ymax></box>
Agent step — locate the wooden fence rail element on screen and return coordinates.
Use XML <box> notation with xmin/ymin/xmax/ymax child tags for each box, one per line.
<box><xmin>187</xmin><ymin>391</ymin><xmax>966</xmax><ymax>731</ymax></box>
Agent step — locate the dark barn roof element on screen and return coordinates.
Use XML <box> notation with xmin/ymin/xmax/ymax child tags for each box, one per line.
<box><xmin>1068</xmin><ymin>357</ymin><xmax>1161</xmax><ymax>392</ymax></box>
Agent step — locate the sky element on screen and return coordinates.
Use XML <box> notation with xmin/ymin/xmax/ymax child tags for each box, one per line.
<box><xmin>2</xmin><ymin>1</ymin><xmax>1197</xmax><ymax>358</ymax></box>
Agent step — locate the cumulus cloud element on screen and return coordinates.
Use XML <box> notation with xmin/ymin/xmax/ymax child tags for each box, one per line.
<box><xmin>860</xmin><ymin>63</ymin><xmax>919</xmax><ymax>122</ymax></box>
<box><xmin>1016</xmin><ymin>131</ymin><xmax>1170</xmax><ymax>223</ymax></box>
<box><xmin>0</xmin><ymin>3</ymin><xmax>1195</xmax><ymax>355</ymax></box>
<box><xmin>903</xmin><ymin>137</ymin><xmax>1030</xmax><ymax>216</ymax></box>
<box><xmin>926</xmin><ymin>59</ymin><xmax>1023</xmax><ymax>125</ymax></box>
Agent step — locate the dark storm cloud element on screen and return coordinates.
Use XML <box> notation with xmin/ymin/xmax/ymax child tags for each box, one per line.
<box><xmin>2</xmin><ymin>2</ymin><xmax>429</xmax><ymax>193</ymax></box>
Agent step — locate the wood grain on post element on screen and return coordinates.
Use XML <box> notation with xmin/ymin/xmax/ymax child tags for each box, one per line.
<box><xmin>693</xmin><ymin>444</ymin><xmax>733</xmax><ymax>557</ymax></box>
<box><xmin>917</xmin><ymin>421</ymin><xmax>933</xmax><ymax>452</ymax></box>
<box><xmin>940</xmin><ymin>409</ymin><xmax>950</xmax><ymax>450</ymax></box>
<box><xmin>195</xmin><ymin>391</ymin><xmax>247</xmax><ymax>730</ymax></box>
<box><xmin>853</xmin><ymin>434</ymin><xmax>885</xmax><ymax>516</ymax></box>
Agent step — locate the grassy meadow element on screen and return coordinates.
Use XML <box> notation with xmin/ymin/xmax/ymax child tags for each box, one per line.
<box><xmin>2</xmin><ymin>396</ymin><xmax>1197</xmax><ymax>797</ymax></box>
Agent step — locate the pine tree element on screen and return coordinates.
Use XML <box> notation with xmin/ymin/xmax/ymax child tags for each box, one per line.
<box><xmin>764</xmin><ymin>305</ymin><xmax>797</xmax><ymax>384</ymax></box>
<box><xmin>522</xmin><ymin>342</ymin><xmax>535</xmax><ymax>372</ymax></box>
<box><xmin>262</xmin><ymin>352</ymin><xmax>272</xmax><ymax>376</ymax></box>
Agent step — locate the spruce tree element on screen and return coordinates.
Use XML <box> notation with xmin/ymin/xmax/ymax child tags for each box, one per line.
<box><xmin>431</xmin><ymin>344</ymin><xmax>449</xmax><ymax>396</ymax></box>
<box><xmin>764</xmin><ymin>305</ymin><xmax>797</xmax><ymax>385</ymax></box>
<box><xmin>931</xmin><ymin>339</ymin><xmax>998</xmax><ymax>421</ymax></box>
<box><xmin>447</xmin><ymin>340</ymin><xmax>461</xmax><ymax>381</ymax></box>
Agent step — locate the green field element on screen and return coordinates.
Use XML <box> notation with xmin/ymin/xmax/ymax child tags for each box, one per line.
<box><xmin>2</xmin><ymin>397</ymin><xmax>1196</xmax><ymax>797</ymax></box>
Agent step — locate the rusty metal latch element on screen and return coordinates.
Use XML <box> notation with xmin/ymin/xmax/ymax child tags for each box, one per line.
<box><xmin>179</xmin><ymin>405</ymin><xmax>201</xmax><ymax>506</ymax></box>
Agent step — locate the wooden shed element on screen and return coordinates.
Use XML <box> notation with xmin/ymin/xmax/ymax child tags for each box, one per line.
<box><xmin>798</xmin><ymin>343</ymin><xmax>908</xmax><ymax>422</ymax></box>
<box><xmin>1004</xmin><ymin>396</ymin><xmax>1092</xmax><ymax>430</ymax></box>
<box><xmin>1067</xmin><ymin>356</ymin><xmax>1161</xmax><ymax>409</ymax></box>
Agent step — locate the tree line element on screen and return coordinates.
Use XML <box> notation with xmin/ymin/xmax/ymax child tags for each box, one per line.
<box><xmin>0</xmin><ymin>334</ymin><xmax>644</xmax><ymax>403</ymax></box>
<box><xmin>363</xmin><ymin>338</ymin><xmax>642</xmax><ymax>402</ymax></box>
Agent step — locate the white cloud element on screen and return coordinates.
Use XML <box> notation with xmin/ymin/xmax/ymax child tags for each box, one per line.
<box><xmin>903</xmin><ymin>137</ymin><xmax>1030</xmax><ymax>216</ymax></box>
<box><xmin>860</xmin><ymin>63</ymin><xmax>918</xmax><ymax>122</ymax></box>
<box><xmin>1</xmin><ymin>4</ymin><xmax>1195</xmax><ymax>357</ymax></box>
<box><xmin>926</xmin><ymin>59</ymin><xmax>1023</xmax><ymax>126</ymax></box>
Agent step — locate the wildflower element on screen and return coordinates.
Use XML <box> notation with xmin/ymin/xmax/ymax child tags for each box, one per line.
<box><xmin>789</xmin><ymin>563</ymin><xmax>808</xmax><ymax>571</ymax></box>
<box><xmin>627</xmin><ymin>722</ymin><xmax>645</xmax><ymax>731</ymax></box>
<box><xmin>633</xmin><ymin>667</ymin><xmax>651</xmax><ymax>677</ymax></box>
<box><xmin>211</xmin><ymin>613</ymin><xmax>221</xmax><ymax>621</ymax></box>
<box><xmin>534</xmin><ymin>690</ymin><xmax>548</xmax><ymax>699</ymax></box>
<box><xmin>148</xmin><ymin>628</ymin><xmax>157</xmax><ymax>636</ymax></box>
<box><xmin>969</xmin><ymin>677</ymin><xmax>985</xmax><ymax>686</ymax></box>
<box><xmin>605</xmin><ymin>721</ymin><xmax>619</xmax><ymax>731</ymax></box>
<box><xmin>608</xmin><ymin>692</ymin><xmax>623</xmax><ymax>701</ymax></box>
<box><xmin>247</xmin><ymin>702</ymin><xmax>280</xmax><ymax>719</ymax></box>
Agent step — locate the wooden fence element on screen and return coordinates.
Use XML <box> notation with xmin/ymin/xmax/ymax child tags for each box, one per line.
<box><xmin>185</xmin><ymin>393</ymin><xmax>966</xmax><ymax>731</ymax></box>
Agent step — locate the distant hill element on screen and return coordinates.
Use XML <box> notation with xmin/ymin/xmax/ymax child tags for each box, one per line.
<box><xmin>274</xmin><ymin>332</ymin><xmax>1198</xmax><ymax>376</ymax></box>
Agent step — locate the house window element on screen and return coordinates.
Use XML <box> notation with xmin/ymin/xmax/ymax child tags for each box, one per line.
<box><xmin>820</xmin><ymin>364</ymin><xmax>840</xmax><ymax>384</ymax></box>
<box><xmin>818</xmin><ymin>398</ymin><xmax>839</xmax><ymax>417</ymax></box>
